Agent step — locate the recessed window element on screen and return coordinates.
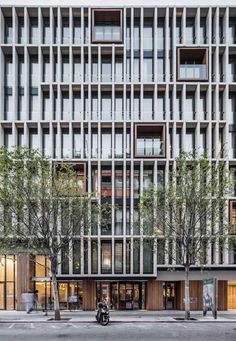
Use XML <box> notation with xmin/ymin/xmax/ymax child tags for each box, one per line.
<box><xmin>92</xmin><ymin>9</ymin><xmax>123</xmax><ymax>43</ymax></box>
<box><xmin>177</xmin><ymin>48</ymin><xmax>208</xmax><ymax>81</ymax></box>
<box><xmin>134</xmin><ymin>124</ymin><xmax>165</xmax><ymax>158</ymax></box>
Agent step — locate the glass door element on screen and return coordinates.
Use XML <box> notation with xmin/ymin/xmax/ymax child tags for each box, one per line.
<box><xmin>125</xmin><ymin>284</ymin><xmax>133</xmax><ymax>309</ymax></box>
<box><xmin>163</xmin><ymin>282</ymin><xmax>176</xmax><ymax>310</ymax></box>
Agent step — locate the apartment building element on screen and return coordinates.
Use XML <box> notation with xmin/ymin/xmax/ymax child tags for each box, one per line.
<box><xmin>1</xmin><ymin>0</ymin><xmax>236</xmax><ymax>311</ymax></box>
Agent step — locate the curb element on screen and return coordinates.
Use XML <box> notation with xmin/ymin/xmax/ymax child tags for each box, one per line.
<box><xmin>0</xmin><ymin>320</ymin><xmax>236</xmax><ymax>324</ymax></box>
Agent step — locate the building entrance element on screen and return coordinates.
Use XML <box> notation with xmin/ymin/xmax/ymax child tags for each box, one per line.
<box><xmin>163</xmin><ymin>282</ymin><xmax>177</xmax><ymax>310</ymax></box>
<box><xmin>97</xmin><ymin>282</ymin><xmax>145</xmax><ymax>310</ymax></box>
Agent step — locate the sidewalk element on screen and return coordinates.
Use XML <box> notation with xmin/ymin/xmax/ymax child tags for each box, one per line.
<box><xmin>0</xmin><ymin>310</ymin><xmax>236</xmax><ymax>323</ymax></box>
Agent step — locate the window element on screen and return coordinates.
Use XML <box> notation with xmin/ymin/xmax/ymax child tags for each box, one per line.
<box><xmin>4</xmin><ymin>128</ymin><xmax>14</xmax><ymax>151</ymax></box>
<box><xmin>0</xmin><ymin>255</ymin><xmax>17</xmax><ymax>310</ymax></box>
<box><xmin>29</xmin><ymin>92</ymin><xmax>39</xmax><ymax>120</ymax></box>
<box><xmin>62</xmin><ymin>56</ymin><xmax>70</xmax><ymax>83</ymax></box>
<box><xmin>29</xmin><ymin>17</ymin><xmax>38</xmax><ymax>44</ymax></box>
<box><xmin>61</xmin><ymin>244</ymin><xmax>69</xmax><ymax>274</ymax></box>
<box><xmin>143</xmin><ymin>92</ymin><xmax>153</xmax><ymax>120</ymax></box>
<box><xmin>91</xmin><ymin>241</ymin><xmax>98</xmax><ymax>274</ymax></box>
<box><xmin>92</xmin><ymin>9</ymin><xmax>122</xmax><ymax>43</ymax></box>
<box><xmin>143</xmin><ymin>21</ymin><xmax>153</xmax><ymax>51</ymax></box>
<box><xmin>143</xmin><ymin>166</ymin><xmax>153</xmax><ymax>189</ymax></box>
<box><xmin>135</xmin><ymin>124</ymin><xmax>165</xmax><ymax>158</ymax></box>
<box><xmin>73</xmin><ymin>128</ymin><xmax>81</xmax><ymax>159</ymax></box>
<box><xmin>185</xmin><ymin>128</ymin><xmax>195</xmax><ymax>153</ymax></box>
<box><xmin>115</xmin><ymin>93</ymin><xmax>123</xmax><ymax>120</ymax></box>
<box><xmin>73</xmin><ymin>240</ymin><xmax>81</xmax><ymax>274</ymax></box>
<box><xmin>143</xmin><ymin>240</ymin><xmax>153</xmax><ymax>274</ymax></box>
<box><xmin>62</xmin><ymin>18</ymin><xmax>69</xmax><ymax>44</ymax></box>
<box><xmin>115</xmin><ymin>207</ymin><xmax>123</xmax><ymax>235</ymax></box>
<box><xmin>17</xmin><ymin>128</ymin><xmax>24</xmax><ymax>147</ymax></box>
<box><xmin>101</xmin><ymin>93</ymin><xmax>112</xmax><ymax>120</ymax></box>
<box><xmin>143</xmin><ymin>58</ymin><xmax>153</xmax><ymax>82</ymax></box>
<box><xmin>42</xmin><ymin>128</ymin><xmax>50</xmax><ymax>157</ymax></box>
<box><xmin>92</xmin><ymin>55</ymin><xmax>98</xmax><ymax>82</ymax></box>
<box><xmin>178</xmin><ymin>48</ymin><xmax>208</xmax><ymax>81</ymax></box>
<box><xmin>18</xmin><ymin>17</ymin><xmax>25</xmax><ymax>44</ymax></box>
<box><xmin>186</xmin><ymin>18</ymin><xmax>195</xmax><ymax>44</ymax></box>
<box><xmin>73</xmin><ymin>56</ymin><xmax>81</xmax><ymax>82</ymax></box>
<box><xmin>53</xmin><ymin>127</ymin><xmax>58</xmax><ymax>158</ymax></box>
<box><xmin>185</xmin><ymin>93</ymin><xmax>195</xmax><ymax>119</ymax></box>
<box><xmin>157</xmin><ymin>92</ymin><xmax>165</xmax><ymax>120</ymax></box>
<box><xmin>5</xmin><ymin>17</ymin><xmax>13</xmax><ymax>44</ymax></box>
<box><xmin>18</xmin><ymin>92</ymin><xmax>26</xmax><ymax>120</ymax></box>
<box><xmin>101</xmin><ymin>56</ymin><xmax>112</xmax><ymax>82</ymax></box>
<box><xmin>43</xmin><ymin>17</ymin><xmax>50</xmax><ymax>44</ymax></box>
<box><xmin>62</xmin><ymin>128</ymin><xmax>70</xmax><ymax>158</ymax></box>
<box><xmin>18</xmin><ymin>57</ymin><xmax>25</xmax><ymax>87</ymax></box>
<box><xmin>5</xmin><ymin>90</ymin><xmax>14</xmax><ymax>121</ymax></box>
<box><xmin>30</xmin><ymin>57</ymin><xmax>39</xmax><ymax>87</ymax></box>
<box><xmin>101</xmin><ymin>241</ymin><xmax>112</xmax><ymax>274</ymax></box>
<box><xmin>126</xmin><ymin>240</ymin><xmax>131</xmax><ymax>273</ymax></box>
<box><xmin>101</xmin><ymin>130</ymin><xmax>112</xmax><ymax>159</ymax></box>
<box><xmin>73</xmin><ymin>92</ymin><xmax>81</xmax><ymax>120</ymax></box>
<box><xmin>73</xmin><ymin>17</ymin><xmax>81</xmax><ymax>44</ymax></box>
<box><xmin>43</xmin><ymin>56</ymin><xmax>50</xmax><ymax>83</ymax></box>
<box><xmin>115</xmin><ymin>56</ymin><xmax>123</xmax><ymax>82</ymax></box>
<box><xmin>42</xmin><ymin>92</ymin><xmax>50</xmax><ymax>120</ymax></box>
<box><xmin>101</xmin><ymin>167</ymin><xmax>112</xmax><ymax>198</ymax></box>
<box><xmin>61</xmin><ymin>92</ymin><xmax>70</xmax><ymax>120</ymax></box>
<box><xmin>5</xmin><ymin>56</ymin><xmax>13</xmax><ymax>88</ymax></box>
<box><xmin>115</xmin><ymin>241</ymin><xmax>123</xmax><ymax>274</ymax></box>
<box><xmin>133</xmin><ymin>240</ymin><xmax>140</xmax><ymax>274</ymax></box>
<box><xmin>29</xmin><ymin>128</ymin><xmax>40</xmax><ymax>150</ymax></box>
<box><xmin>91</xmin><ymin>129</ymin><xmax>98</xmax><ymax>158</ymax></box>
<box><xmin>115</xmin><ymin>129</ymin><xmax>123</xmax><ymax>158</ymax></box>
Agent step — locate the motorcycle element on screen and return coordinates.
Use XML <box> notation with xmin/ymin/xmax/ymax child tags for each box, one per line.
<box><xmin>96</xmin><ymin>302</ymin><xmax>110</xmax><ymax>326</ymax></box>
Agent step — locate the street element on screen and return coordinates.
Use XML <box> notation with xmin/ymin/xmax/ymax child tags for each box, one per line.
<box><xmin>0</xmin><ymin>322</ymin><xmax>235</xmax><ymax>341</ymax></box>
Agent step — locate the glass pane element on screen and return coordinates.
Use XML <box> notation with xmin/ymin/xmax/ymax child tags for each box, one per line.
<box><xmin>6</xmin><ymin>256</ymin><xmax>14</xmax><ymax>281</ymax></box>
<box><xmin>6</xmin><ymin>282</ymin><xmax>14</xmax><ymax>310</ymax></box>
<box><xmin>0</xmin><ymin>256</ymin><xmax>5</xmax><ymax>281</ymax></box>
<box><xmin>0</xmin><ymin>283</ymin><xmax>4</xmax><ymax>309</ymax></box>
<box><xmin>35</xmin><ymin>256</ymin><xmax>46</xmax><ymax>277</ymax></box>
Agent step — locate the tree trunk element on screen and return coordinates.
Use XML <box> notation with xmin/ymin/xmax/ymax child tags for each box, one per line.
<box><xmin>51</xmin><ymin>271</ymin><xmax>61</xmax><ymax>320</ymax></box>
<box><xmin>184</xmin><ymin>266</ymin><xmax>190</xmax><ymax>320</ymax></box>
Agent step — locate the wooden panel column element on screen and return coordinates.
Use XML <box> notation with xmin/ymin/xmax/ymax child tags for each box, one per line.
<box><xmin>83</xmin><ymin>280</ymin><xmax>96</xmax><ymax>310</ymax></box>
<box><xmin>218</xmin><ymin>280</ymin><xmax>228</xmax><ymax>310</ymax></box>
<box><xmin>16</xmin><ymin>254</ymin><xmax>34</xmax><ymax>310</ymax></box>
<box><xmin>146</xmin><ymin>280</ymin><xmax>163</xmax><ymax>310</ymax></box>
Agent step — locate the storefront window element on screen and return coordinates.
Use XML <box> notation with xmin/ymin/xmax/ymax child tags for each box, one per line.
<box><xmin>0</xmin><ymin>255</ymin><xmax>16</xmax><ymax>310</ymax></box>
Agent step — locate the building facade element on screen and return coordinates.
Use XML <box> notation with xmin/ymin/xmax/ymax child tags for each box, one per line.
<box><xmin>1</xmin><ymin>0</ymin><xmax>236</xmax><ymax>311</ymax></box>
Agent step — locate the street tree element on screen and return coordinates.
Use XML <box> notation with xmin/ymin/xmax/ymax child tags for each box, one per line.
<box><xmin>0</xmin><ymin>147</ymin><xmax>108</xmax><ymax>320</ymax></box>
<box><xmin>140</xmin><ymin>152</ymin><xmax>230</xmax><ymax>320</ymax></box>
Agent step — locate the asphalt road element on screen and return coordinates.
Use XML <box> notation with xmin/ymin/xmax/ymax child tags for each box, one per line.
<box><xmin>0</xmin><ymin>322</ymin><xmax>235</xmax><ymax>341</ymax></box>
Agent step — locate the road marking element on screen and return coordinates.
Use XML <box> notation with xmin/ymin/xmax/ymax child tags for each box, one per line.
<box><xmin>8</xmin><ymin>323</ymin><xmax>15</xmax><ymax>329</ymax></box>
<box><xmin>30</xmin><ymin>323</ymin><xmax>34</xmax><ymax>329</ymax></box>
<box><xmin>51</xmin><ymin>324</ymin><xmax>58</xmax><ymax>329</ymax></box>
<box><xmin>176</xmin><ymin>323</ymin><xmax>187</xmax><ymax>328</ymax></box>
<box><xmin>69</xmin><ymin>323</ymin><xmax>79</xmax><ymax>329</ymax></box>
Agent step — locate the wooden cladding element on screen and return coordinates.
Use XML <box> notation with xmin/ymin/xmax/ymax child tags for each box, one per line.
<box><xmin>146</xmin><ymin>280</ymin><xmax>163</xmax><ymax>310</ymax></box>
<box><xmin>83</xmin><ymin>280</ymin><xmax>97</xmax><ymax>310</ymax></box>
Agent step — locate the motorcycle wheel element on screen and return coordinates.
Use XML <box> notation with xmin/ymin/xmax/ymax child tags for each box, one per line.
<box><xmin>100</xmin><ymin>315</ymin><xmax>109</xmax><ymax>326</ymax></box>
